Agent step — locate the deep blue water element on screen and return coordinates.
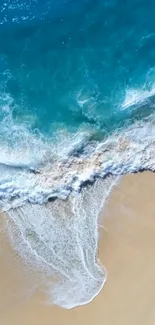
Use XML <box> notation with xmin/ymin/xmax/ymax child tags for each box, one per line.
<box><xmin>1</xmin><ymin>0</ymin><xmax>155</xmax><ymax>136</ymax></box>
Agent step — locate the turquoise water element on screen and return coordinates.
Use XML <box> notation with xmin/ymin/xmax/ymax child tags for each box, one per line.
<box><xmin>1</xmin><ymin>0</ymin><xmax>155</xmax><ymax>135</ymax></box>
<box><xmin>1</xmin><ymin>0</ymin><xmax>155</xmax><ymax>309</ymax></box>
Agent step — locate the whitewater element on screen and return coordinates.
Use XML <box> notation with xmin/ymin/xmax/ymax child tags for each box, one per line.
<box><xmin>1</xmin><ymin>87</ymin><xmax>155</xmax><ymax>210</ymax></box>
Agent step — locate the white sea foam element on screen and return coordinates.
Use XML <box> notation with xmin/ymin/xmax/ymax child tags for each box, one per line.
<box><xmin>122</xmin><ymin>85</ymin><xmax>155</xmax><ymax>110</ymax></box>
<box><xmin>4</xmin><ymin>177</ymin><xmax>117</xmax><ymax>309</ymax></box>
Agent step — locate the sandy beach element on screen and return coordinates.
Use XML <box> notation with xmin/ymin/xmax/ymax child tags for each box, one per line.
<box><xmin>1</xmin><ymin>171</ymin><xmax>155</xmax><ymax>325</ymax></box>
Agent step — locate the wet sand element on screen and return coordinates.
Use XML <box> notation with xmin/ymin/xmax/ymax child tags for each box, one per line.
<box><xmin>1</xmin><ymin>172</ymin><xmax>155</xmax><ymax>325</ymax></box>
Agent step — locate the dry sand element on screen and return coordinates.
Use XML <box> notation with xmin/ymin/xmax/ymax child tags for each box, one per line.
<box><xmin>1</xmin><ymin>171</ymin><xmax>155</xmax><ymax>325</ymax></box>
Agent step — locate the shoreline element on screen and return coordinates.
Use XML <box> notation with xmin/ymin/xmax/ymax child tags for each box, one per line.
<box><xmin>1</xmin><ymin>171</ymin><xmax>155</xmax><ymax>324</ymax></box>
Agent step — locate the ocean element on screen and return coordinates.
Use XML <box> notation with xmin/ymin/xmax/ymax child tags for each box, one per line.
<box><xmin>1</xmin><ymin>0</ymin><xmax>155</xmax><ymax>309</ymax></box>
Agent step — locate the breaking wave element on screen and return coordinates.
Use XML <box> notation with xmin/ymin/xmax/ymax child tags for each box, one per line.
<box><xmin>1</xmin><ymin>95</ymin><xmax>155</xmax><ymax>211</ymax></box>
